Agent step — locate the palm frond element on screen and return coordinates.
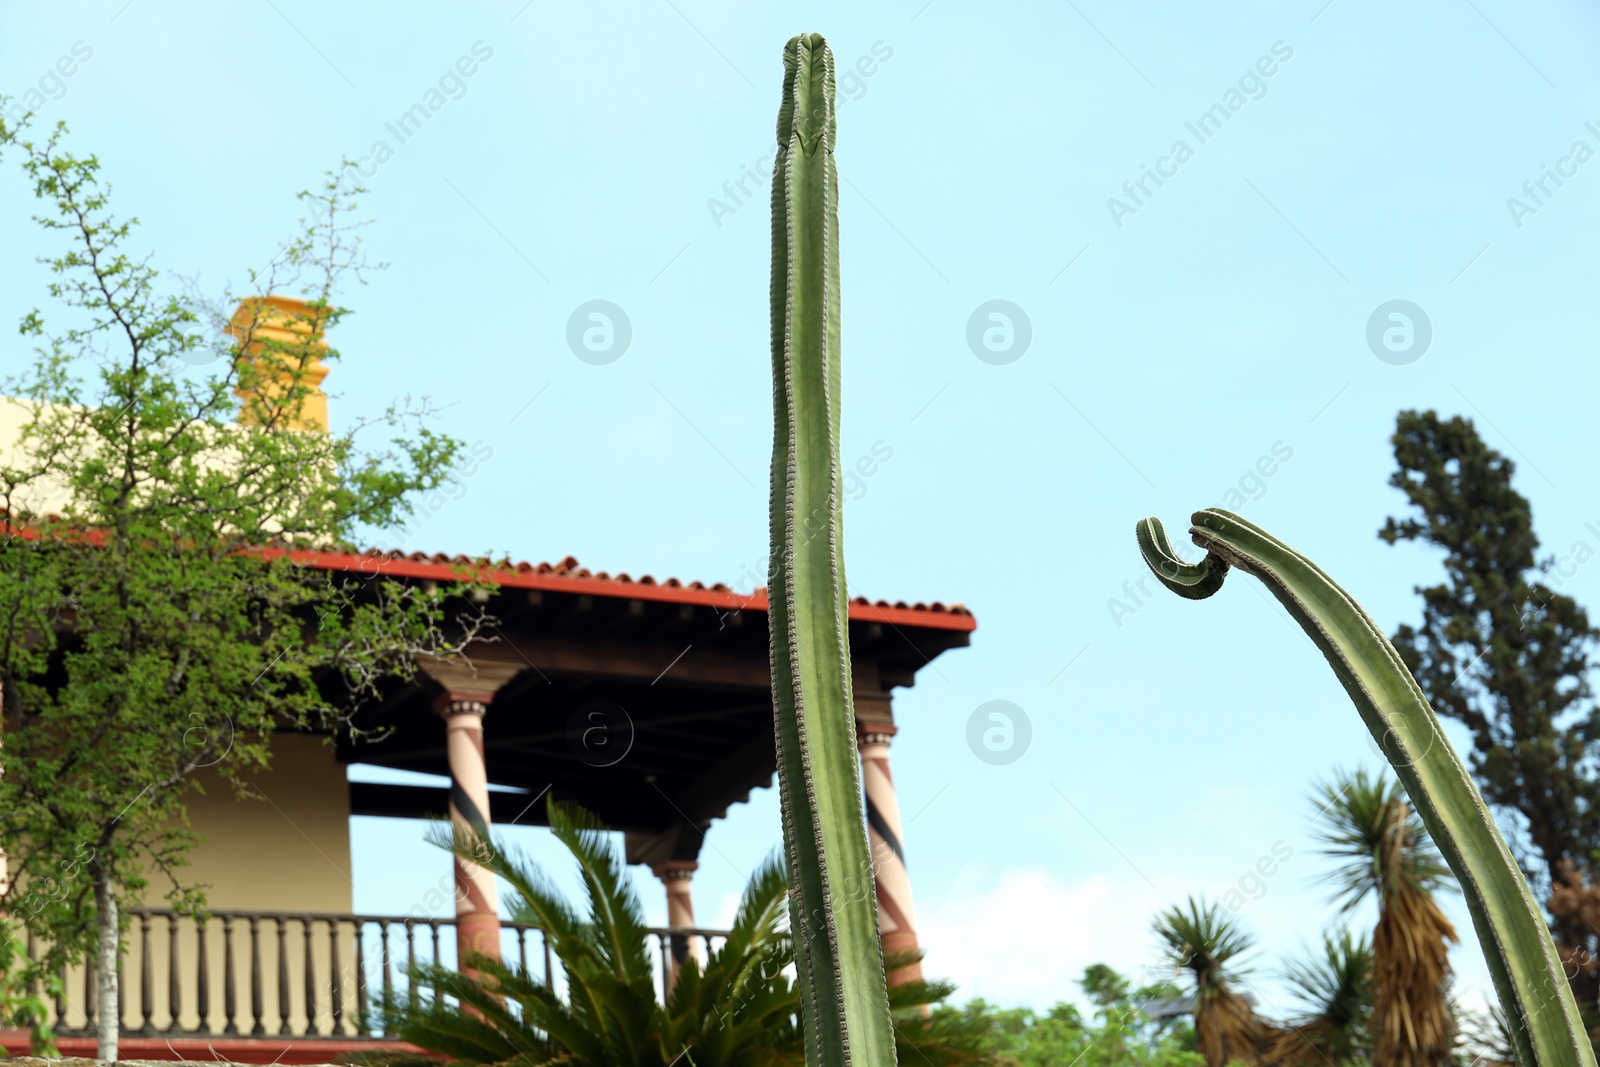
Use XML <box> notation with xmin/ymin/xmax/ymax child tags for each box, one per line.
<box><xmin>884</xmin><ymin>951</ymin><xmax>957</xmax><ymax>1017</ymax></box>
<box><xmin>378</xmin><ymin>962</ymin><xmax>546</xmax><ymax>1065</ymax></box>
<box><xmin>1272</xmin><ymin>928</ymin><xmax>1374</xmax><ymax>1066</ymax></box>
<box><xmin>883</xmin><ymin>951</ymin><xmax>993</xmax><ymax>1067</ymax></box>
<box><xmin>1283</xmin><ymin>928</ymin><xmax>1373</xmax><ymax>1033</ymax></box>
<box><xmin>674</xmin><ymin>850</ymin><xmax>793</xmax><ymax>1025</ymax></box>
<box><xmin>1460</xmin><ymin>1005</ymin><xmax>1519</xmax><ymax>1067</ymax></box>
<box><xmin>422</xmin><ymin>813</ymin><xmax>583</xmax><ymax>943</ymax></box>
<box><xmin>1311</xmin><ymin>769</ymin><xmax>1452</xmax><ymax>912</ymax></box>
<box><xmin>546</xmin><ymin>801</ymin><xmax>653</xmax><ymax>987</ymax></box>
<box><xmin>1152</xmin><ymin>897</ymin><xmax>1255</xmax><ymax>995</ymax></box>
<box><xmin>394</xmin><ymin>808</ymin><xmax>979</xmax><ymax>1067</ymax></box>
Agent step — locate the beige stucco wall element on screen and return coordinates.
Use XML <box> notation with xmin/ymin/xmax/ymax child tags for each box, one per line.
<box><xmin>77</xmin><ymin>732</ymin><xmax>362</xmax><ymax>1035</ymax></box>
<box><xmin>159</xmin><ymin>731</ymin><xmax>353</xmax><ymax>914</ymax></box>
<box><xmin>0</xmin><ymin>397</ymin><xmax>76</xmax><ymax>517</ymax></box>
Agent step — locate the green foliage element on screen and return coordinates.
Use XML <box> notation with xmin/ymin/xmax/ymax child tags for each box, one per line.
<box><xmin>887</xmin><ymin>953</ymin><xmax>997</xmax><ymax>1067</ymax></box>
<box><xmin>0</xmin><ymin>920</ymin><xmax>57</xmax><ymax>1054</ymax></box>
<box><xmin>945</xmin><ymin>968</ymin><xmax>1202</xmax><ymax>1067</ymax></box>
<box><xmin>0</xmin><ymin>115</ymin><xmax>484</xmax><ymax>995</ymax></box>
<box><xmin>378</xmin><ymin>801</ymin><xmax>976</xmax><ymax>1067</ymax></box>
<box><xmin>765</xmin><ymin>31</ymin><xmax>894</xmax><ymax>1067</ymax></box>
<box><xmin>1135</xmin><ymin>509</ymin><xmax>1594</xmax><ymax>1067</ymax></box>
<box><xmin>1081</xmin><ymin>965</ymin><xmax>1132</xmax><ymax>1009</ymax></box>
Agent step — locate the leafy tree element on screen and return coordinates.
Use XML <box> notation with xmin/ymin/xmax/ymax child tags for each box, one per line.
<box><xmin>944</xmin><ymin>967</ymin><xmax>1203</xmax><ymax>1067</ymax></box>
<box><xmin>1082</xmin><ymin>964</ymin><xmax>1132</xmax><ymax>1009</ymax></box>
<box><xmin>1379</xmin><ymin>409</ymin><xmax>1600</xmax><ymax>953</ymax></box>
<box><xmin>1312</xmin><ymin>770</ymin><xmax>1456</xmax><ymax>1067</ymax></box>
<box><xmin>0</xmin><ymin>114</ymin><xmax>484</xmax><ymax>1059</ymax></box>
<box><xmin>376</xmin><ymin>801</ymin><xmax>988</xmax><ymax>1067</ymax></box>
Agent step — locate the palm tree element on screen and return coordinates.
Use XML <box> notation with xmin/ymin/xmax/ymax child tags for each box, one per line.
<box><xmin>1153</xmin><ymin>898</ymin><xmax>1273</xmax><ymax>1067</ymax></box>
<box><xmin>372</xmin><ymin>800</ymin><xmax>984</xmax><ymax>1067</ymax></box>
<box><xmin>1271</xmin><ymin>928</ymin><xmax>1373</xmax><ymax>1066</ymax></box>
<box><xmin>1313</xmin><ymin>769</ymin><xmax>1457</xmax><ymax>1067</ymax></box>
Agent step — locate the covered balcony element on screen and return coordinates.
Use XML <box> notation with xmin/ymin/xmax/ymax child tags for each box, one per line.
<box><xmin>2</xmin><ymin>550</ymin><xmax>974</xmax><ymax>1062</ymax></box>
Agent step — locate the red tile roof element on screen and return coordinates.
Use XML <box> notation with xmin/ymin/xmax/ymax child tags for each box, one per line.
<box><xmin>1</xmin><ymin>515</ymin><xmax>974</xmax><ymax>633</ymax></box>
<box><xmin>295</xmin><ymin>548</ymin><xmax>976</xmax><ymax>633</ymax></box>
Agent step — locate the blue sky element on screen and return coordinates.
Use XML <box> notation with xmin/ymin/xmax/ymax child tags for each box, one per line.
<box><xmin>5</xmin><ymin>0</ymin><xmax>1600</xmax><ymax>1017</ymax></box>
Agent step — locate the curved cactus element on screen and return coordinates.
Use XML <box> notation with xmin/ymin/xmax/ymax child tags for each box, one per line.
<box><xmin>1137</xmin><ymin>509</ymin><xmax>1595</xmax><ymax>1067</ymax></box>
<box><xmin>766</xmin><ymin>32</ymin><xmax>897</xmax><ymax>1067</ymax></box>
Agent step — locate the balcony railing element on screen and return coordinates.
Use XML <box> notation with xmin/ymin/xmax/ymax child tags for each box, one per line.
<box><xmin>21</xmin><ymin>909</ymin><xmax>729</xmax><ymax>1040</ymax></box>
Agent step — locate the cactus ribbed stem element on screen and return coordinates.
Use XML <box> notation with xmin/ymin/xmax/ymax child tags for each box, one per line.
<box><xmin>767</xmin><ymin>32</ymin><xmax>896</xmax><ymax>1067</ymax></box>
<box><xmin>1137</xmin><ymin>509</ymin><xmax>1597</xmax><ymax>1067</ymax></box>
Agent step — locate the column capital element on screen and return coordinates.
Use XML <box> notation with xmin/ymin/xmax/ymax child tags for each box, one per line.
<box><xmin>857</xmin><ymin>721</ymin><xmax>899</xmax><ymax>747</ymax></box>
<box><xmin>654</xmin><ymin>860</ymin><xmax>699</xmax><ymax>884</ymax></box>
<box><xmin>416</xmin><ymin>653</ymin><xmax>523</xmax><ymax>709</ymax></box>
<box><xmin>436</xmin><ymin>697</ymin><xmax>489</xmax><ymax>720</ymax></box>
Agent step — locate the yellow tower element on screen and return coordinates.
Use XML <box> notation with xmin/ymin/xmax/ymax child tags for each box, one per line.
<box><xmin>227</xmin><ymin>295</ymin><xmax>331</xmax><ymax>433</ymax></box>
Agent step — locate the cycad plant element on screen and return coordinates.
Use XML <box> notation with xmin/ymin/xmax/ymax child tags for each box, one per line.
<box><xmin>1153</xmin><ymin>898</ymin><xmax>1271</xmax><ymax>1067</ymax></box>
<box><xmin>379</xmin><ymin>800</ymin><xmax>798</xmax><ymax>1067</ymax></box>
<box><xmin>766</xmin><ymin>30</ymin><xmax>897</xmax><ymax>1067</ymax></box>
<box><xmin>378</xmin><ymin>801</ymin><xmax>980</xmax><ymax>1067</ymax></box>
<box><xmin>1314</xmin><ymin>770</ymin><xmax>1457</xmax><ymax>1067</ymax></box>
<box><xmin>1135</xmin><ymin>510</ymin><xmax>1595</xmax><ymax>1067</ymax></box>
<box><xmin>886</xmin><ymin>953</ymin><xmax>997</xmax><ymax>1067</ymax></box>
<box><xmin>1272</xmin><ymin>928</ymin><xmax>1374</xmax><ymax>1067</ymax></box>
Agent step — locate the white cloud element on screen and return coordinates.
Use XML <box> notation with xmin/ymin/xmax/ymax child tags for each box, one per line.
<box><xmin>916</xmin><ymin>866</ymin><xmax>1171</xmax><ymax>1009</ymax></box>
<box><xmin>914</xmin><ymin>864</ymin><xmax>1499</xmax><ymax>1019</ymax></box>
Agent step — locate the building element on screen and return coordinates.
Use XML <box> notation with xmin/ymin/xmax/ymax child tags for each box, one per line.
<box><xmin>0</xmin><ymin>297</ymin><xmax>976</xmax><ymax>1062</ymax></box>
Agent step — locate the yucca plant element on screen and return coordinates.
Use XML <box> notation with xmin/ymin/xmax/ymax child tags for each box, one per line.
<box><xmin>766</xmin><ymin>31</ymin><xmax>897</xmax><ymax>1067</ymax></box>
<box><xmin>1462</xmin><ymin>1004</ymin><xmax>1521</xmax><ymax>1067</ymax></box>
<box><xmin>1135</xmin><ymin>509</ymin><xmax>1596</xmax><ymax>1067</ymax></box>
<box><xmin>1153</xmin><ymin>898</ymin><xmax>1272</xmax><ymax>1067</ymax></box>
<box><xmin>1314</xmin><ymin>770</ymin><xmax>1457</xmax><ymax>1067</ymax></box>
<box><xmin>1273</xmin><ymin>928</ymin><xmax>1374</xmax><ymax>1066</ymax></box>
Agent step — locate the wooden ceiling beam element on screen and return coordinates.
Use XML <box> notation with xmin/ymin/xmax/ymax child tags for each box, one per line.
<box><xmin>464</xmin><ymin>634</ymin><xmax>771</xmax><ymax>691</ymax></box>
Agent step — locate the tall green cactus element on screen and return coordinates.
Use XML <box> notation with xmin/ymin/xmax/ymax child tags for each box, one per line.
<box><xmin>1137</xmin><ymin>509</ymin><xmax>1596</xmax><ymax>1067</ymax></box>
<box><xmin>767</xmin><ymin>32</ymin><xmax>897</xmax><ymax>1067</ymax></box>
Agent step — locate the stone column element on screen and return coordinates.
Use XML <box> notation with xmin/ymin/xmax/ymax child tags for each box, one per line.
<box><xmin>415</xmin><ymin>656</ymin><xmax>522</xmax><ymax>973</ymax></box>
<box><xmin>440</xmin><ymin>697</ymin><xmax>502</xmax><ymax>969</ymax></box>
<box><xmin>858</xmin><ymin>723</ymin><xmax>923</xmax><ymax>985</ymax></box>
<box><xmin>655</xmin><ymin>860</ymin><xmax>700</xmax><ymax>987</ymax></box>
